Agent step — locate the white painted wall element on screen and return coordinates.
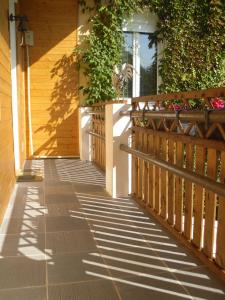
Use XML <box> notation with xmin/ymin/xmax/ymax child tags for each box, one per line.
<box><xmin>9</xmin><ymin>0</ymin><xmax>20</xmax><ymax>172</ymax></box>
<box><xmin>79</xmin><ymin>107</ymin><xmax>92</xmax><ymax>161</ymax></box>
<box><xmin>105</xmin><ymin>103</ymin><xmax>132</xmax><ymax>198</ymax></box>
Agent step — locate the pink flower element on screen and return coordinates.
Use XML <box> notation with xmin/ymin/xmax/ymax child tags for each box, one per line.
<box><xmin>172</xmin><ymin>104</ymin><xmax>181</xmax><ymax>110</ymax></box>
<box><xmin>168</xmin><ymin>104</ymin><xmax>181</xmax><ymax>110</ymax></box>
<box><xmin>211</xmin><ymin>97</ymin><xmax>225</xmax><ymax>109</ymax></box>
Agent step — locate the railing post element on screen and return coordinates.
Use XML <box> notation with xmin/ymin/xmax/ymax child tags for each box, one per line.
<box><xmin>105</xmin><ymin>102</ymin><xmax>132</xmax><ymax>198</ymax></box>
<box><xmin>79</xmin><ymin>107</ymin><xmax>92</xmax><ymax>161</ymax></box>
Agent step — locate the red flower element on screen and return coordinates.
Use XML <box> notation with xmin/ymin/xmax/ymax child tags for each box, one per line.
<box><xmin>211</xmin><ymin>97</ymin><xmax>225</xmax><ymax>109</ymax></box>
<box><xmin>172</xmin><ymin>104</ymin><xmax>181</xmax><ymax>110</ymax></box>
<box><xmin>168</xmin><ymin>103</ymin><xmax>181</xmax><ymax>110</ymax></box>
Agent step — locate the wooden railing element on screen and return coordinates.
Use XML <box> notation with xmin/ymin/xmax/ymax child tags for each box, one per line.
<box><xmin>121</xmin><ymin>87</ymin><xmax>225</xmax><ymax>280</ymax></box>
<box><xmin>88</xmin><ymin>104</ymin><xmax>106</xmax><ymax>171</ymax></box>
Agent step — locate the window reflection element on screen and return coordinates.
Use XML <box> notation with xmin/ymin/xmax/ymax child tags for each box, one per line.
<box><xmin>140</xmin><ymin>33</ymin><xmax>157</xmax><ymax>96</ymax></box>
<box><xmin>122</xmin><ymin>32</ymin><xmax>157</xmax><ymax>97</ymax></box>
<box><xmin>122</xmin><ymin>32</ymin><xmax>133</xmax><ymax>98</ymax></box>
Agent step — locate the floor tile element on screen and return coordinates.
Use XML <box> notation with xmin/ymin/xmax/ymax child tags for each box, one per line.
<box><xmin>0</xmin><ymin>217</ymin><xmax>45</xmax><ymax>235</ymax></box>
<box><xmin>114</xmin><ymin>274</ymin><xmax>190</xmax><ymax>300</ymax></box>
<box><xmin>173</xmin><ymin>266</ymin><xmax>225</xmax><ymax>299</ymax></box>
<box><xmin>45</xmin><ymin>193</ymin><xmax>78</xmax><ymax>204</ymax></box>
<box><xmin>47</xmin><ymin>252</ymin><xmax>109</xmax><ymax>284</ymax></box>
<box><xmin>1</xmin><ymin>158</ymin><xmax>225</xmax><ymax>299</ymax></box>
<box><xmin>46</xmin><ymin>202</ymin><xmax>81</xmax><ymax>217</ymax></box>
<box><xmin>0</xmin><ymin>286</ymin><xmax>47</xmax><ymax>300</ymax></box>
<box><xmin>46</xmin><ymin>230</ymin><xmax>97</xmax><ymax>254</ymax></box>
<box><xmin>48</xmin><ymin>280</ymin><xmax>119</xmax><ymax>300</ymax></box>
<box><xmin>45</xmin><ymin>183</ymin><xmax>74</xmax><ymax>196</ymax></box>
<box><xmin>0</xmin><ymin>233</ymin><xmax>45</xmax><ymax>257</ymax></box>
<box><xmin>95</xmin><ymin>247</ymin><xmax>172</xmax><ymax>278</ymax></box>
<box><xmin>46</xmin><ymin>216</ymin><xmax>89</xmax><ymax>232</ymax></box>
<box><xmin>73</xmin><ymin>183</ymin><xmax>107</xmax><ymax>195</ymax></box>
<box><xmin>0</xmin><ymin>255</ymin><xmax>46</xmax><ymax>289</ymax></box>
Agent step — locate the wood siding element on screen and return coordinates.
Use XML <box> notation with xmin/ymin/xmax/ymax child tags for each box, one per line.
<box><xmin>20</xmin><ymin>0</ymin><xmax>79</xmax><ymax>157</ymax></box>
<box><xmin>0</xmin><ymin>0</ymin><xmax>16</xmax><ymax>223</ymax></box>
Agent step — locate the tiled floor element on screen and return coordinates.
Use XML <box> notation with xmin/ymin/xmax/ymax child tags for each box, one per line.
<box><xmin>0</xmin><ymin>159</ymin><xmax>225</xmax><ymax>300</ymax></box>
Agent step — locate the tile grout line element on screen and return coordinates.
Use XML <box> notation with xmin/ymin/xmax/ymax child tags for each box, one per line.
<box><xmin>132</xmin><ymin>201</ymin><xmax>194</xmax><ymax>299</ymax></box>
<box><xmin>74</xmin><ymin>181</ymin><xmax>124</xmax><ymax>300</ymax></box>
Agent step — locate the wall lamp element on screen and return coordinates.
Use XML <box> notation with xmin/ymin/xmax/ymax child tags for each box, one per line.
<box><xmin>9</xmin><ymin>13</ymin><xmax>28</xmax><ymax>32</ymax></box>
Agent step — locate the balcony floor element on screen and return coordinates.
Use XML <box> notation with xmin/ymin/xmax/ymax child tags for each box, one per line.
<box><xmin>0</xmin><ymin>159</ymin><xmax>225</xmax><ymax>300</ymax></box>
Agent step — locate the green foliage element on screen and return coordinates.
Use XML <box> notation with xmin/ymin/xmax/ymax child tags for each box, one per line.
<box><xmin>76</xmin><ymin>0</ymin><xmax>225</xmax><ymax>104</ymax></box>
<box><xmin>76</xmin><ymin>0</ymin><xmax>141</xmax><ymax>104</ymax></box>
<box><xmin>149</xmin><ymin>0</ymin><xmax>225</xmax><ymax>93</ymax></box>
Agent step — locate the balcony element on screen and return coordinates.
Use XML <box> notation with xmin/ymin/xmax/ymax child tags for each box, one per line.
<box><xmin>0</xmin><ymin>158</ymin><xmax>225</xmax><ymax>299</ymax></box>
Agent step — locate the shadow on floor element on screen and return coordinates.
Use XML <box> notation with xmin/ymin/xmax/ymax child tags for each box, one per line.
<box><xmin>0</xmin><ymin>159</ymin><xmax>224</xmax><ymax>300</ymax></box>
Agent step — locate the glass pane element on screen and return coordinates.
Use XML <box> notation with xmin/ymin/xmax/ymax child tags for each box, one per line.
<box><xmin>122</xmin><ymin>32</ymin><xmax>133</xmax><ymax>98</ymax></box>
<box><xmin>140</xmin><ymin>33</ymin><xmax>157</xmax><ymax>96</ymax></box>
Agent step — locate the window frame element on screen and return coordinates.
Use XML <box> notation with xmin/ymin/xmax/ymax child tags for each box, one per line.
<box><xmin>122</xmin><ymin>11</ymin><xmax>158</xmax><ymax>98</ymax></box>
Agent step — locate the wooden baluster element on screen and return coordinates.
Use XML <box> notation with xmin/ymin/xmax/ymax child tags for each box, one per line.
<box><xmin>154</xmin><ymin>134</ymin><xmax>161</xmax><ymax>214</ymax></box>
<box><xmin>203</xmin><ymin>148</ymin><xmax>217</xmax><ymax>258</ymax></box>
<box><xmin>168</xmin><ymin>139</ymin><xmax>175</xmax><ymax>225</ymax></box>
<box><xmin>132</xmin><ymin>129</ymin><xmax>138</xmax><ymax>197</ymax></box>
<box><xmin>137</xmin><ymin>131</ymin><xmax>143</xmax><ymax>201</ymax></box>
<box><xmin>160</xmin><ymin>137</ymin><xmax>168</xmax><ymax>219</ymax></box>
<box><xmin>99</xmin><ymin>120</ymin><xmax>101</xmax><ymax>168</ymax></box>
<box><xmin>184</xmin><ymin>143</ymin><xmax>194</xmax><ymax>240</ymax></box>
<box><xmin>97</xmin><ymin>120</ymin><xmax>100</xmax><ymax>166</ymax></box>
<box><xmin>192</xmin><ymin>145</ymin><xmax>205</xmax><ymax>249</ymax></box>
<box><xmin>103</xmin><ymin>123</ymin><xmax>106</xmax><ymax>170</ymax></box>
<box><xmin>175</xmin><ymin>141</ymin><xmax>184</xmax><ymax>232</ymax></box>
<box><xmin>216</xmin><ymin>151</ymin><xmax>225</xmax><ymax>268</ymax></box>
<box><xmin>143</xmin><ymin>132</ymin><xmax>149</xmax><ymax>204</ymax></box>
<box><xmin>148</xmin><ymin>134</ymin><xmax>155</xmax><ymax>209</ymax></box>
<box><xmin>92</xmin><ymin>117</ymin><xmax>95</xmax><ymax>163</ymax></box>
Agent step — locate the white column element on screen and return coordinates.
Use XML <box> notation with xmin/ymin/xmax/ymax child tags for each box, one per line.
<box><xmin>9</xmin><ymin>0</ymin><xmax>20</xmax><ymax>171</ymax></box>
<box><xmin>79</xmin><ymin>107</ymin><xmax>92</xmax><ymax>161</ymax></box>
<box><xmin>105</xmin><ymin>103</ymin><xmax>132</xmax><ymax>198</ymax></box>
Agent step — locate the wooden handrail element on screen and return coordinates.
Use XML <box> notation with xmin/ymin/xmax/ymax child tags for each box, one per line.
<box><xmin>88</xmin><ymin>131</ymin><xmax>105</xmax><ymax>140</ymax></box>
<box><xmin>120</xmin><ymin>144</ymin><xmax>225</xmax><ymax>198</ymax></box>
<box><xmin>88</xmin><ymin>111</ymin><xmax>105</xmax><ymax>115</ymax></box>
<box><xmin>120</xmin><ymin>109</ymin><xmax>225</xmax><ymax>123</ymax></box>
<box><xmin>132</xmin><ymin>87</ymin><xmax>225</xmax><ymax>103</ymax></box>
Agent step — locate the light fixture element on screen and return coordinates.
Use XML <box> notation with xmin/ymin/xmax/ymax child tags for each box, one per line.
<box><xmin>9</xmin><ymin>13</ymin><xmax>28</xmax><ymax>32</ymax></box>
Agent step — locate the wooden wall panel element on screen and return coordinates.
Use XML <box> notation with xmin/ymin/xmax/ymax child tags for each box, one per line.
<box><xmin>0</xmin><ymin>0</ymin><xmax>16</xmax><ymax>223</ymax></box>
<box><xmin>20</xmin><ymin>0</ymin><xmax>79</xmax><ymax>157</ymax></box>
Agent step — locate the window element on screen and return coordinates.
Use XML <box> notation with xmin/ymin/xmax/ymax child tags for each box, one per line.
<box><xmin>122</xmin><ymin>11</ymin><xmax>158</xmax><ymax>98</ymax></box>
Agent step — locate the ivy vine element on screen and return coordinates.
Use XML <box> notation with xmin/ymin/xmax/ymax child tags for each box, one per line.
<box><xmin>76</xmin><ymin>0</ymin><xmax>225</xmax><ymax>104</ymax></box>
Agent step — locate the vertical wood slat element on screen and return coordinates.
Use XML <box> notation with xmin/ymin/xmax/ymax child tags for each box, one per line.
<box><xmin>92</xmin><ymin>118</ymin><xmax>95</xmax><ymax>162</ymax></box>
<box><xmin>154</xmin><ymin>134</ymin><xmax>161</xmax><ymax>214</ymax></box>
<box><xmin>97</xmin><ymin>121</ymin><xmax>100</xmax><ymax>166</ymax></box>
<box><xmin>184</xmin><ymin>143</ymin><xmax>194</xmax><ymax>240</ymax></box>
<box><xmin>143</xmin><ymin>133</ymin><xmax>149</xmax><ymax>204</ymax></box>
<box><xmin>141</xmin><ymin>132</ymin><xmax>145</xmax><ymax>202</ymax></box>
<box><xmin>175</xmin><ymin>141</ymin><xmax>184</xmax><ymax>232</ymax></box>
<box><xmin>132</xmin><ymin>130</ymin><xmax>138</xmax><ymax>196</ymax></box>
<box><xmin>91</xmin><ymin>114</ymin><xmax>105</xmax><ymax>171</ymax></box>
<box><xmin>216</xmin><ymin>151</ymin><xmax>225</xmax><ymax>268</ymax></box>
<box><xmin>103</xmin><ymin>124</ymin><xmax>105</xmax><ymax>168</ymax></box>
<box><xmin>148</xmin><ymin>134</ymin><xmax>155</xmax><ymax>209</ymax></box>
<box><xmin>137</xmin><ymin>131</ymin><xmax>143</xmax><ymax>200</ymax></box>
<box><xmin>203</xmin><ymin>148</ymin><xmax>217</xmax><ymax>258</ymax></box>
<box><xmin>160</xmin><ymin>137</ymin><xmax>168</xmax><ymax>219</ymax></box>
<box><xmin>192</xmin><ymin>145</ymin><xmax>205</xmax><ymax>249</ymax></box>
<box><xmin>168</xmin><ymin>139</ymin><xmax>175</xmax><ymax>225</ymax></box>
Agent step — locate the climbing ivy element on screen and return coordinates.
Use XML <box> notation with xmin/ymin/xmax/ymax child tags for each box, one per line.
<box><xmin>76</xmin><ymin>0</ymin><xmax>142</xmax><ymax>104</ymax></box>
<box><xmin>149</xmin><ymin>0</ymin><xmax>225</xmax><ymax>94</ymax></box>
<box><xmin>76</xmin><ymin>0</ymin><xmax>225</xmax><ymax>104</ymax></box>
